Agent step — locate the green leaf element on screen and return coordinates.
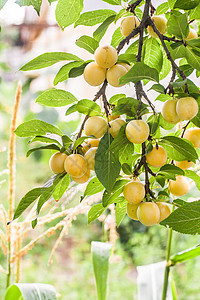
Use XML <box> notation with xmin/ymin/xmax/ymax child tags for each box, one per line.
<box><xmin>54</xmin><ymin>61</ymin><xmax>84</xmax><ymax>85</ymax></box>
<box><xmin>53</xmin><ymin>174</ymin><xmax>70</xmax><ymax>201</ymax></box>
<box><xmin>15</xmin><ymin>119</ymin><xmax>62</xmax><ymax>137</ymax></box>
<box><xmin>76</xmin><ymin>99</ymin><xmax>101</xmax><ymax>116</ymax></box>
<box><xmin>73</xmin><ymin>136</ymin><xmax>90</xmax><ymax>151</ymax></box>
<box><xmin>161</xmin><ymin>200</ymin><xmax>200</xmax><ymax>235</ymax></box>
<box><xmin>160</xmin><ymin>136</ymin><xmax>198</xmax><ymax>162</ymax></box>
<box><xmin>159</xmin><ymin>53</ymin><xmax>171</xmax><ymax>80</ymax></box>
<box><xmin>120</xmin><ymin>62</ymin><xmax>159</xmax><ymax>84</ymax></box>
<box><xmin>174</xmin><ymin>0</ymin><xmax>200</xmax><ymax>10</ymax></box>
<box><xmin>88</xmin><ymin>204</ymin><xmax>106</xmax><ymax>223</ymax></box>
<box><xmin>113</xmin><ymin>97</ymin><xmax>148</xmax><ymax>117</ymax></box>
<box><xmin>36</xmin><ymin>89</ymin><xmax>77</xmax><ymax>107</ymax></box>
<box><xmin>102</xmin><ymin>179</ymin><xmax>128</xmax><ymax>207</ymax></box>
<box><xmin>159</xmin><ymin>164</ymin><xmax>185</xmax><ymax>176</ymax></box>
<box><xmin>190</xmin><ymin>3</ymin><xmax>200</xmax><ymax>19</ymax></box>
<box><xmin>65</xmin><ymin>104</ymin><xmax>77</xmax><ymax>116</ymax></box>
<box><xmin>170</xmin><ymin>245</ymin><xmax>200</xmax><ymax>265</ymax></box>
<box><xmin>29</xmin><ymin>136</ymin><xmax>61</xmax><ymax>147</ymax></box>
<box><xmin>55</xmin><ymin>0</ymin><xmax>83</xmax><ymax>30</ymax></box>
<box><xmin>156</xmin><ymin>2</ymin><xmax>169</xmax><ymax>15</ymax></box>
<box><xmin>95</xmin><ymin>132</ymin><xmax>121</xmax><ymax>192</ymax></box>
<box><xmin>168</xmin><ymin>0</ymin><xmax>176</xmax><ymax>9</ymax></box>
<box><xmin>5</xmin><ymin>283</ymin><xmax>57</xmax><ymax>300</ymax></box>
<box><xmin>109</xmin><ymin>93</ymin><xmax>126</xmax><ymax>105</ymax></box>
<box><xmin>12</xmin><ymin>187</ymin><xmax>46</xmax><ymax>221</ymax></box>
<box><xmin>111</xmin><ymin>27</ymin><xmax>124</xmax><ymax>48</ymax></box>
<box><xmin>20</xmin><ymin>52</ymin><xmax>82</xmax><ymax>71</ymax></box>
<box><xmin>26</xmin><ymin>144</ymin><xmax>60</xmax><ymax>157</ymax></box>
<box><xmin>185</xmin><ymin>170</ymin><xmax>200</xmax><ymax>191</ymax></box>
<box><xmin>69</xmin><ymin>61</ymin><xmax>92</xmax><ymax>78</ymax></box>
<box><xmin>84</xmin><ymin>177</ymin><xmax>104</xmax><ymax>197</ymax></box>
<box><xmin>167</xmin><ymin>13</ymin><xmax>189</xmax><ymax>40</ymax></box>
<box><xmin>115</xmin><ymin>200</ymin><xmax>127</xmax><ymax>227</ymax></box>
<box><xmin>76</xmin><ymin>35</ymin><xmax>99</xmax><ymax>54</ymax></box>
<box><xmin>62</xmin><ymin>135</ymin><xmax>73</xmax><ymax>148</ymax></box>
<box><xmin>143</xmin><ymin>38</ymin><xmax>163</xmax><ymax>73</ymax></box>
<box><xmin>91</xmin><ymin>241</ymin><xmax>112</xmax><ymax>300</ymax></box>
<box><xmin>75</xmin><ymin>9</ymin><xmax>116</xmax><ymax>27</ymax></box>
<box><xmin>149</xmin><ymin>84</ymin><xmax>165</xmax><ymax>94</ymax></box>
<box><xmin>108</xmin><ymin>126</ymin><xmax>135</xmax><ymax>165</ymax></box>
<box><xmin>185</xmin><ymin>47</ymin><xmax>200</xmax><ymax>71</ymax></box>
<box><xmin>34</xmin><ymin>174</ymin><xmax>65</xmax><ymax>225</ymax></box>
<box><xmin>15</xmin><ymin>0</ymin><xmax>42</xmax><ymax>14</ymax></box>
<box><xmin>102</xmin><ymin>0</ymin><xmax>121</xmax><ymax>4</ymax></box>
<box><xmin>93</xmin><ymin>15</ymin><xmax>116</xmax><ymax>42</ymax></box>
<box><xmin>0</xmin><ymin>0</ymin><xmax>8</xmax><ymax>10</ymax></box>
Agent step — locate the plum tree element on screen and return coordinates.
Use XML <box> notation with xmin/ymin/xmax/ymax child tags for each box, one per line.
<box><xmin>94</xmin><ymin>45</ymin><xmax>118</xmax><ymax>68</ymax></box>
<box><xmin>126</xmin><ymin>120</ymin><xmax>150</xmax><ymax>144</ymax></box>
<box><xmin>146</xmin><ymin>145</ymin><xmax>167</xmax><ymax>168</ymax></box>
<box><xmin>83</xmin><ymin>62</ymin><xmax>106</xmax><ymax>86</ymax></box>
<box><xmin>123</xmin><ymin>181</ymin><xmax>145</xmax><ymax>204</ymax></box>
<box><xmin>147</xmin><ymin>16</ymin><xmax>167</xmax><ymax>38</ymax></box>
<box><xmin>109</xmin><ymin>118</ymin><xmax>126</xmax><ymax>138</ymax></box>
<box><xmin>186</xmin><ymin>28</ymin><xmax>198</xmax><ymax>40</ymax></box>
<box><xmin>106</xmin><ymin>64</ymin><xmax>127</xmax><ymax>87</ymax></box>
<box><xmin>137</xmin><ymin>202</ymin><xmax>160</xmax><ymax>226</ymax></box>
<box><xmin>174</xmin><ymin>160</ymin><xmax>194</xmax><ymax>170</ymax></box>
<box><xmin>84</xmin><ymin>116</ymin><xmax>108</xmax><ymax>139</ymax></box>
<box><xmin>82</xmin><ymin>138</ymin><xmax>100</xmax><ymax>154</ymax></box>
<box><xmin>161</xmin><ymin>99</ymin><xmax>180</xmax><ymax>124</ymax></box>
<box><xmin>71</xmin><ymin>169</ymin><xmax>90</xmax><ymax>183</ymax></box>
<box><xmin>49</xmin><ymin>152</ymin><xmax>67</xmax><ymax>174</ymax></box>
<box><xmin>168</xmin><ymin>176</ymin><xmax>190</xmax><ymax>196</ymax></box>
<box><xmin>64</xmin><ymin>154</ymin><xmax>88</xmax><ymax>178</ymax></box>
<box><xmin>184</xmin><ymin>128</ymin><xmax>200</xmax><ymax>148</ymax></box>
<box><xmin>120</xmin><ymin>16</ymin><xmax>140</xmax><ymax>37</ymax></box>
<box><xmin>156</xmin><ymin>202</ymin><xmax>171</xmax><ymax>222</ymax></box>
<box><xmin>127</xmin><ymin>202</ymin><xmax>139</xmax><ymax>220</ymax></box>
<box><xmin>84</xmin><ymin>147</ymin><xmax>97</xmax><ymax>170</ymax></box>
<box><xmin>176</xmin><ymin>97</ymin><xmax>198</xmax><ymax>120</ymax></box>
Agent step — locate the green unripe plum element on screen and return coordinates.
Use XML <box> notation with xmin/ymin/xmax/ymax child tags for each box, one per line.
<box><xmin>126</xmin><ymin>120</ymin><xmax>150</xmax><ymax>144</ymax></box>
<box><xmin>64</xmin><ymin>154</ymin><xmax>87</xmax><ymax>178</ymax></box>
<box><xmin>120</xmin><ymin>16</ymin><xmax>140</xmax><ymax>37</ymax></box>
<box><xmin>123</xmin><ymin>181</ymin><xmax>145</xmax><ymax>204</ymax></box>
<box><xmin>146</xmin><ymin>145</ymin><xmax>167</xmax><ymax>168</ymax></box>
<box><xmin>84</xmin><ymin>147</ymin><xmax>97</xmax><ymax>171</ymax></box>
<box><xmin>94</xmin><ymin>45</ymin><xmax>118</xmax><ymax>69</ymax></box>
<box><xmin>109</xmin><ymin>118</ymin><xmax>126</xmax><ymax>138</ymax></box>
<box><xmin>71</xmin><ymin>169</ymin><xmax>90</xmax><ymax>183</ymax></box>
<box><xmin>106</xmin><ymin>64</ymin><xmax>127</xmax><ymax>87</ymax></box>
<box><xmin>186</xmin><ymin>28</ymin><xmax>198</xmax><ymax>40</ymax></box>
<box><xmin>127</xmin><ymin>203</ymin><xmax>140</xmax><ymax>220</ymax></box>
<box><xmin>84</xmin><ymin>116</ymin><xmax>108</xmax><ymax>139</ymax></box>
<box><xmin>161</xmin><ymin>99</ymin><xmax>180</xmax><ymax>124</ymax></box>
<box><xmin>184</xmin><ymin>128</ymin><xmax>200</xmax><ymax>148</ymax></box>
<box><xmin>176</xmin><ymin>97</ymin><xmax>198</xmax><ymax>120</ymax></box>
<box><xmin>49</xmin><ymin>152</ymin><xmax>67</xmax><ymax>174</ymax></box>
<box><xmin>156</xmin><ymin>202</ymin><xmax>171</xmax><ymax>222</ymax></box>
<box><xmin>83</xmin><ymin>62</ymin><xmax>106</xmax><ymax>86</ymax></box>
<box><xmin>137</xmin><ymin>202</ymin><xmax>160</xmax><ymax>226</ymax></box>
<box><xmin>147</xmin><ymin>16</ymin><xmax>167</xmax><ymax>38</ymax></box>
<box><xmin>168</xmin><ymin>175</ymin><xmax>190</xmax><ymax>196</ymax></box>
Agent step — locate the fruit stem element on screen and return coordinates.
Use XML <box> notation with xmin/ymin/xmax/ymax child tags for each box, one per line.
<box><xmin>161</xmin><ymin>206</ymin><xmax>175</xmax><ymax>300</ymax></box>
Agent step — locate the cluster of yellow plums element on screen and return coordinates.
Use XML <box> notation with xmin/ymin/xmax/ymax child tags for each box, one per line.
<box><xmin>161</xmin><ymin>97</ymin><xmax>199</xmax><ymax>124</ymax></box>
<box><xmin>83</xmin><ymin>45</ymin><xmax>131</xmax><ymax>87</ymax></box>
<box><xmin>48</xmin><ymin>109</ymin><xmax>199</xmax><ymax>226</ymax></box>
<box><xmin>120</xmin><ymin>15</ymin><xmax>198</xmax><ymax>40</ymax></box>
